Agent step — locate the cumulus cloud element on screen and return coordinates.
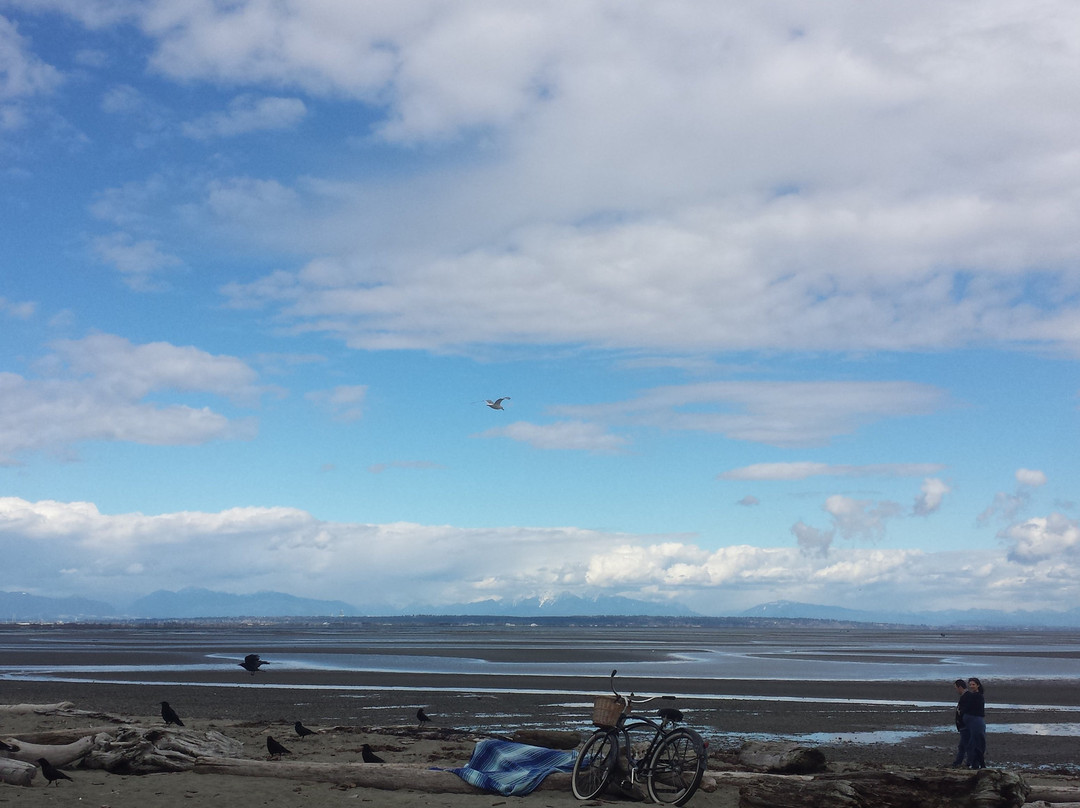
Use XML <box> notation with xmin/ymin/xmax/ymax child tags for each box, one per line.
<box><xmin>0</xmin><ymin>334</ymin><xmax>264</xmax><ymax>464</ymax></box>
<box><xmin>1</xmin><ymin>14</ymin><xmax>62</xmax><ymax>129</ymax></box>
<box><xmin>1016</xmin><ymin>468</ymin><xmax>1048</xmax><ymax>488</ymax></box>
<box><xmin>3</xmin><ymin>495</ymin><xmax>1079</xmax><ymax>612</ymax></box>
<box><xmin>476</xmin><ymin>420</ymin><xmax>628</xmax><ymax>453</ymax></box>
<box><xmin>913</xmin><ymin>477</ymin><xmax>951</xmax><ymax>516</ymax></box>
<box><xmin>978</xmin><ymin>468</ymin><xmax>1048</xmax><ymax>525</ymax></box>
<box><xmin>91</xmin><ymin>232</ymin><xmax>183</xmax><ymax>290</ymax></box>
<box><xmin>1003</xmin><ymin>513</ymin><xmax>1080</xmax><ymax>564</ymax></box>
<box><xmin>182</xmin><ymin>95</ymin><xmax>307</xmax><ymax>139</ymax></box>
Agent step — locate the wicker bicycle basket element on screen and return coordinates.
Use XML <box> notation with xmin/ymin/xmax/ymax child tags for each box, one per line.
<box><xmin>591</xmin><ymin>695</ymin><xmax>626</xmax><ymax>727</ymax></box>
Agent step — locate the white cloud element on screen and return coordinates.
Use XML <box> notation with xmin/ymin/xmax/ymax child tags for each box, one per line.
<box><xmin>3</xmin><ymin>495</ymin><xmax>1079</xmax><ymax>613</ymax></box>
<box><xmin>306</xmin><ymin>385</ymin><xmax>367</xmax><ymax>422</ymax></box>
<box><xmin>0</xmin><ymin>297</ymin><xmax>36</xmax><ymax>319</ymax></box>
<box><xmin>553</xmin><ymin>381</ymin><xmax>946</xmax><ymax>448</ymax></box>
<box><xmin>913</xmin><ymin>477</ymin><xmax>951</xmax><ymax>516</ymax></box>
<box><xmin>737</xmin><ymin>495</ymin><xmax>760</xmax><ymax>507</ymax></box>
<box><xmin>91</xmin><ymin>232</ymin><xmax>182</xmax><ymax>290</ymax></box>
<box><xmin>182</xmin><ymin>95</ymin><xmax>307</xmax><ymax>139</ymax></box>
<box><xmin>476</xmin><ymin>420</ymin><xmax>628</xmax><ymax>453</ymax></box>
<box><xmin>824</xmin><ymin>494</ymin><xmax>903</xmax><ymax>542</ymax></box>
<box><xmin>721</xmin><ymin>462</ymin><xmax>947</xmax><ymax>481</ymax></box>
<box><xmin>1016</xmin><ymin>468</ymin><xmax>1048</xmax><ymax>488</ymax></box>
<box><xmin>1003</xmin><ymin>513</ymin><xmax>1080</xmax><ymax>564</ymax></box>
<box><xmin>1</xmin><ymin>13</ymin><xmax>62</xmax><ymax>131</ymax></box>
<box><xmin>0</xmin><ymin>334</ymin><xmax>264</xmax><ymax>464</ymax></box>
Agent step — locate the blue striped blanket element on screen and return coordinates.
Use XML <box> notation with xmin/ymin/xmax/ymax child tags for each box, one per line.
<box><xmin>444</xmin><ymin>739</ymin><xmax>577</xmax><ymax>796</ymax></box>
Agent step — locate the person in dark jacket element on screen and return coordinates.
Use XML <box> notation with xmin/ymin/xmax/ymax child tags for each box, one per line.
<box><xmin>951</xmin><ymin>679</ymin><xmax>971</xmax><ymax>766</ymax></box>
<box><xmin>959</xmin><ymin>677</ymin><xmax>986</xmax><ymax>768</ymax></box>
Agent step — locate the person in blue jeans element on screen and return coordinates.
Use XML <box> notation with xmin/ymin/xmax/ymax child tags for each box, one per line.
<box><xmin>960</xmin><ymin>677</ymin><xmax>986</xmax><ymax>768</ymax></box>
<box><xmin>951</xmin><ymin>679</ymin><xmax>971</xmax><ymax>766</ymax></box>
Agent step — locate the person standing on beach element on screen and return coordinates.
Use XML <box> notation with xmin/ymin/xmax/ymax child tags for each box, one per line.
<box><xmin>951</xmin><ymin>679</ymin><xmax>971</xmax><ymax>766</ymax></box>
<box><xmin>959</xmin><ymin>677</ymin><xmax>986</xmax><ymax>768</ymax></box>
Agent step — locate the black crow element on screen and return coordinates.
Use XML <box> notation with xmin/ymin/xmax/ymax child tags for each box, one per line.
<box><xmin>294</xmin><ymin>721</ymin><xmax>315</xmax><ymax>738</ymax></box>
<box><xmin>37</xmin><ymin>758</ymin><xmax>72</xmax><ymax>786</ymax></box>
<box><xmin>266</xmin><ymin>736</ymin><xmax>291</xmax><ymax>758</ymax></box>
<box><xmin>361</xmin><ymin>744</ymin><xmax>385</xmax><ymax>763</ymax></box>
<box><xmin>416</xmin><ymin>707</ymin><xmax>432</xmax><ymax>727</ymax></box>
<box><xmin>239</xmin><ymin>653</ymin><xmax>271</xmax><ymax>674</ymax></box>
<box><xmin>160</xmin><ymin>701</ymin><xmax>184</xmax><ymax>727</ymax></box>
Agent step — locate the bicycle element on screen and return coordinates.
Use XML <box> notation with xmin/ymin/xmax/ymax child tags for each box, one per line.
<box><xmin>571</xmin><ymin>669</ymin><xmax>707</xmax><ymax>805</ymax></box>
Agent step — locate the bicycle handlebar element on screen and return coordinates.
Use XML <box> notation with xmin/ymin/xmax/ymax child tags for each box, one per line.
<box><xmin>608</xmin><ymin>668</ymin><xmax>676</xmax><ymax>706</ymax></box>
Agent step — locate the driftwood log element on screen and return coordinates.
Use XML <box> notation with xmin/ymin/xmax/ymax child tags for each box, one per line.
<box><xmin>0</xmin><ymin>757</ymin><xmax>37</xmax><ymax>787</ymax></box>
<box><xmin>193</xmin><ymin>756</ymin><xmax>573</xmax><ymax>793</ymax></box>
<box><xmin>0</xmin><ymin>702</ymin><xmax>75</xmax><ymax>715</ymax></box>
<box><xmin>1</xmin><ymin>734</ymin><xmax>96</xmax><ymax>767</ymax></box>
<box><xmin>738</xmin><ymin>741</ymin><xmax>828</xmax><ymax>774</ymax></box>
<box><xmin>736</xmin><ymin>767</ymin><xmax>1029</xmax><ymax>808</ymax></box>
<box><xmin>1025</xmin><ymin>785</ymin><xmax>1080</xmax><ymax>804</ymax></box>
<box><xmin>82</xmin><ymin>727</ymin><xmax>244</xmax><ymax>774</ymax></box>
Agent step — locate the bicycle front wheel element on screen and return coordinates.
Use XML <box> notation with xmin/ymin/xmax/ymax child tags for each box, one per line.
<box><xmin>571</xmin><ymin>729</ymin><xmax>618</xmax><ymax>800</ymax></box>
<box><xmin>647</xmin><ymin>728</ymin><xmax>706</xmax><ymax>805</ymax></box>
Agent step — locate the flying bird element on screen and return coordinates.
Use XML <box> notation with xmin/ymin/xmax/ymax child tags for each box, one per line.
<box><xmin>294</xmin><ymin>721</ymin><xmax>316</xmax><ymax>738</ymax></box>
<box><xmin>361</xmin><ymin>744</ymin><xmax>385</xmax><ymax>763</ymax></box>
<box><xmin>484</xmin><ymin>397</ymin><xmax>510</xmax><ymax>410</ymax></box>
<box><xmin>266</xmin><ymin>736</ymin><xmax>292</xmax><ymax>758</ymax></box>
<box><xmin>160</xmin><ymin>701</ymin><xmax>184</xmax><ymax>727</ymax></box>
<box><xmin>416</xmin><ymin>707</ymin><xmax>432</xmax><ymax>727</ymax></box>
<box><xmin>239</xmin><ymin>653</ymin><xmax>271</xmax><ymax>674</ymax></box>
<box><xmin>37</xmin><ymin>758</ymin><xmax>73</xmax><ymax>786</ymax></box>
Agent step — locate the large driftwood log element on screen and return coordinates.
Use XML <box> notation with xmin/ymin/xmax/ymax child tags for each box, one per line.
<box><xmin>0</xmin><ymin>702</ymin><xmax>75</xmax><ymax>715</ymax></box>
<box><xmin>0</xmin><ymin>757</ymin><xmax>37</xmax><ymax>787</ymax></box>
<box><xmin>738</xmin><ymin>767</ymin><xmax>1029</xmax><ymax>808</ymax></box>
<box><xmin>193</xmin><ymin>756</ymin><xmax>573</xmax><ymax>793</ymax></box>
<box><xmin>1025</xmin><ymin>785</ymin><xmax>1080</xmax><ymax>804</ymax></box>
<box><xmin>738</xmin><ymin>741</ymin><xmax>828</xmax><ymax>774</ymax></box>
<box><xmin>7</xmin><ymin>726</ymin><xmax>123</xmax><ymax>745</ymax></box>
<box><xmin>1</xmin><ymin>734</ymin><xmax>96</xmax><ymax>767</ymax></box>
<box><xmin>82</xmin><ymin>727</ymin><xmax>244</xmax><ymax>774</ymax></box>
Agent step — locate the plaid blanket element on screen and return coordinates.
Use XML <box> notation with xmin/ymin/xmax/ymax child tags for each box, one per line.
<box><xmin>444</xmin><ymin>739</ymin><xmax>577</xmax><ymax>796</ymax></box>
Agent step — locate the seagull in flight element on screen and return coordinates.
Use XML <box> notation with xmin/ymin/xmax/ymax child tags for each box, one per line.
<box><xmin>484</xmin><ymin>397</ymin><xmax>510</xmax><ymax>410</ymax></box>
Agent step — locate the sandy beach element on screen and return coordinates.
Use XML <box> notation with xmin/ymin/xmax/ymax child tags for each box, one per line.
<box><xmin>3</xmin><ymin>674</ymin><xmax>1079</xmax><ymax>807</ymax></box>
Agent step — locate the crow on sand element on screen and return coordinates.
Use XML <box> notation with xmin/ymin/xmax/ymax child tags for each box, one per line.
<box><xmin>37</xmin><ymin>758</ymin><xmax>73</xmax><ymax>786</ymax></box>
<box><xmin>266</xmin><ymin>736</ymin><xmax>292</xmax><ymax>758</ymax></box>
<box><xmin>361</xmin><ymin>744</ymin><xmax>385</xmax><ymax>763</ymax></box>
<box><xmin>160</xmin><ymin>701</ymin><xmax>184</xmax><ymax>726</ymax></box>
<box><xmin>294</xmin><ymin>721</ymin><xmax>315</xmax><ymax>738</ymax></box>
<box><xmin>239</xmin><ymin>653</ymin><xmax>271</xmax><ymax>674</ymax></box>
<box><xmin>416</xmin><ymin>707</ymin><xmax>432</xmax><ymax>727</ymax></box>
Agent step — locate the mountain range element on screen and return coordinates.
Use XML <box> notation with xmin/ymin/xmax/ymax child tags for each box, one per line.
<box><xmin>2</xmin><ymin>588</ymin><xmax>1079</xmax><ymax>627</ymax></box>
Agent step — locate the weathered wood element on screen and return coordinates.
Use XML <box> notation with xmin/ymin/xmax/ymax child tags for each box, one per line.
<box><xmin>0</xmin><ymin>757</ymin><xmax>37</xmax><ymax>787</ymax></box>
<box><xmin>738</xmin><ymin>741</ymin><xmax>827</xmax><ymax>774</ymax></box>
<box><xmin>82</xmin><ymin>727</ymin><xmax>244</xmax><ymax>774</ymax></box>
<box><xmin>738</xmin><ymin>767</ymin><xmax>1030</xmax><ymax>808</ymax></box>
<box><xmin>6</xmin><ymin>726</ymin><xmax>123</xmax><ymax>745</ymax></box>
<box><xmin>1022</xmin><ymin>802</ymin><xmax>1080</xmax><ymax>808</ymax></box>
<box><xmin>193</xmin><ymin>756</ymin><xmax>573</xmax><ymax>793</ymax></box>
<box><xmin>0</xmin><ymin>702</ymin><xmax>75</xmax><ymax>715</ymax></box>
<box><xmin>1</xmin><ymin>734</ymin><xmax>96</xmax><ymax>767</ymax></box>
<box><xmin>1026</xmin><ymin>786</ymin><xmax>1080</xmax><ymax>804</ymax></box>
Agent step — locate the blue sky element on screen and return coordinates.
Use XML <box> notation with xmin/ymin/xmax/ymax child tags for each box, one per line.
<box><xmin>1</xmin><ymin>1</ymin><xmax>1077</xmax><ymax>615</ymax></box>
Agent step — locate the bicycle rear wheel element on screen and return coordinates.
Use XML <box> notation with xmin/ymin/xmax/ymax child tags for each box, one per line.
<box><xmin>646</xmin><ymin>728</ymin><xmax>706</xmax><ymax>805</ymax></box>
<box><xmin>571</xmin><ymin>729</ymin><xmax>618</xmax><ymax>800</ymax></box>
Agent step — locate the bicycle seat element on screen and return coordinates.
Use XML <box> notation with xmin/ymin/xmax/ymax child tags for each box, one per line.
<box><xmin>658</xmin><ymin>707</ymin><xmax>683</xmax><ymax>723</ymax></box>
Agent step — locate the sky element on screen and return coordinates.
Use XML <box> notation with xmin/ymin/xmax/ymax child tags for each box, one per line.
<box><xmin>1</xmin><ymin>0</ymin><xmax>1078</xmax><ymax>616</ymax></box>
